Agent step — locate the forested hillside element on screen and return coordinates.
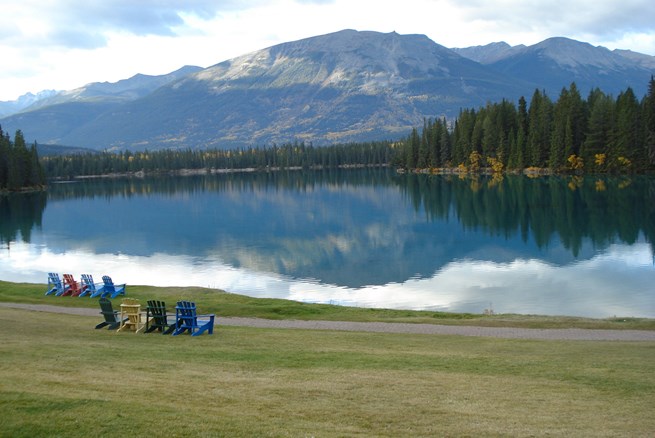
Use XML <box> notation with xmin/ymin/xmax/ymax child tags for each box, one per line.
<box><xmin>395</xmin><ymin>78</ymin><xmax>655</xmax><ymax>173</ymax></box>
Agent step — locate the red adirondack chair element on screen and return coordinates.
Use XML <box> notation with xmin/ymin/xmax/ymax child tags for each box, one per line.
<box><xmin>62</xmin><ymin>274</ymin><xmax>86</xmax><ymax>297</ymax></box>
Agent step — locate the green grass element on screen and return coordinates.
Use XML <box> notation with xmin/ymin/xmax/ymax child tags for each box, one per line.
<box><xmin>1</xmin><ymin>307</ymin><xmax>654</xmax><ymax>437</ymax></box>
<box><xmin>1</xmin><ymin>280</ymin><xmax>654</xmax><ymax>330</ymax></box>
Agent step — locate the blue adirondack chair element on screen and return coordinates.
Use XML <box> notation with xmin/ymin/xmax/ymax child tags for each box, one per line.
<box><xmin>80</xmin><ymin>274</ymin><xmax>104</xmax><ymax>297</ymax></box>
<box><xmin>101</xmin><ymin>275</ymin><xmax>126</xmax><ymax>299</ymax></box>
<box><xmin>172</xmin><ymin>301</ymin><xmax>215</xmax><ymax>336</ymax></box>
<box><xmin>45</xmin><ymin>273</ymin><xmax>69</xmax><ymax>296</ymax></box>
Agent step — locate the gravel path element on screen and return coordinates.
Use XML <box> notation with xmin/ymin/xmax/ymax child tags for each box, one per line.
<box><xmin>2</xmin><ymin>302</ymin><xmax>654</xmax><ymax>341</ymax></box>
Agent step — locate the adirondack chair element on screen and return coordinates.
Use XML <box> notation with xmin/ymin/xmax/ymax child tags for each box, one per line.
<box><xmin>80</xmin><ymin>274</ymin><xmax>103</xmax><ymax>297</ymax></box>
<box><xmin>62</xmin><ymin>274</ymin><xmax>86</xmax><ymax>297</ymax></box>
<box><xmin>145</xmin><ymin>300</ymin><xmax>177</xmax><ymax>334</ymax></box>
<box><xmin>95</xmin><ymin>297</ymin><xmax>127</xmax><ymax>330</ymax></box>
<box><xmin>45</xmin><ymin>273</ymin><xmax>68</xmax><ymax>296</ymax></box>
<box><xmin>101</xmin><ymin>275</ymin><xmax>126</xmax><ymax>299</ymax></box>
<box><xmin>172</xmin><ymin>300</ymin><xmax>215</xmax><ymax>336</ymax></box>
<box><xmin>117</xmin><ymin>298</ymin><xmax>144</xmax><ymax>333</ymax></box>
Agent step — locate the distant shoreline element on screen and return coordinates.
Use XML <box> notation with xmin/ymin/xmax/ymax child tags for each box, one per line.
<box><xmin>51</xmin><ymin>163</ymin><xmax>389</xmax><ymax>180</ymax></box>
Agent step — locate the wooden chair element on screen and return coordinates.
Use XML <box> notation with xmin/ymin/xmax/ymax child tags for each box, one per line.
<box><xmin>62</xmin><ymin>274</ymin><xmax>86</xmax><ymax>297</ymax></box>
<box><xmin>145</xmin><ymin>300</ymin><xmax>177</xmax><ymax>334</ymax></box>
<box><xmin>45</xmin><ymin>273</ymin><xmax>68</xmax><ymax>296</ymax></box>
<box><xmin>117</xmin><ymin>298</ymin><xmax>144</xmax><ymax>333</ymax></box>
<box><xmin>172</xmin><ymin>301</ymin><xmax>215</xmax><ymax>336</ymax></box>
<box><xmin>80</xmin><ymin>274</ymin><xmax>102</xmax><ymax>297</ymax></box>
<box><xmin>95</xmin><ymin>297</ymin><xmax>127</xmax><ymax>330</ymax></box>
<box><xmin>101</xmin><ymin>275</ymin><xmax>126</xmax><ymax>299</ymax></box>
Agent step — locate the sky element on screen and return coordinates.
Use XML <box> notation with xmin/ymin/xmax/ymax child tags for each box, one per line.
<box><xmin>1</xmin><ymin>0</ymin><xmax>654</xmax><ymax>101</ymax></box>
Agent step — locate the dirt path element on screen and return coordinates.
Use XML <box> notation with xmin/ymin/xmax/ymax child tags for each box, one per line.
<box><xmin>2</xmin><ymin>302</ymin><xmax>654</xmax><ymax>341</ymax></box>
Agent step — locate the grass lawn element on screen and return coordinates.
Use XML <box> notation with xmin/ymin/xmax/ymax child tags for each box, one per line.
<box><xmin>1</xmin><ymin>282</ymin><xmax>654</xmax><ymax>436</ymax></box>
<box><xmin>1</xmin><ymin>308</ymin><xmax>654</xmax><ymax>437</ymax></box>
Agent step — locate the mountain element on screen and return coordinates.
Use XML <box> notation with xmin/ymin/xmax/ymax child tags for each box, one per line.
<box><xmin>454</xmin><ymin>37</ymin><xmax>654</xmax><ymax>97</ymax></box>
<box><xmin>16</xmin><ymin>65</ymin><xmax>203</xmax><ymax>112</ymax></box>
<box><xmin>451</xmin><ymin>42</ymin><xmax>525</xmax><ymax>64</ymax></box>
<box><xmin>0</xmin><ymin>90</ymin><xmax>58</xmax><ymax>118</ymax></box>
<box><xmin>1</xmin><ymin>30</ymin><xmax>654</xmax><ymax>151</ymax></box>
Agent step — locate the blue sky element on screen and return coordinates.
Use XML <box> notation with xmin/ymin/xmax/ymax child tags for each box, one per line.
<box><xmin>1</xmin><ymin>0</ymin><xmax>654</xmax><ymax>100</ymax></box>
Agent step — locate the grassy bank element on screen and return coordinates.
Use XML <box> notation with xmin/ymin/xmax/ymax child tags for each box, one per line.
<box><xmin>1</xmin><ymin>306</ymin><xmax>654</xmax><ymax>437</ymax></box>
<box><xmin>1</xmin><ymin>280</ymin><xmax>654</xmax><ymax>330</ymax></box>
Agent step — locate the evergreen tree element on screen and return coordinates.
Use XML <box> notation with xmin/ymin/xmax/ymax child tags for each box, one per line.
<box><xmin>611</xmin><ymin>88</ymin><xmax>642</xmax><ymax>170</ymax></box>
<box><xmin>581</xmin><ymin>89</ymin><xmax>614</xmax><ymax>170</ymax></box>
<box><xmin>438</xmin><ymin>118</ymin><xmax>451</xmax><ymax>165</ymax></box>
<box><xmin>549</xmin><ymin>87</ymin><xmax>570</xmax><ymax>170</ymax></box>
<box><xmin>406</xmin><ymin>128</ymin><xmax>420</xmax><ymax>169</ymax></box>
<box><xmin>508</xmin><ymin>96</ymin><xmax>528</xmax><ymax>170</ymax></box>
<box><xmin>417</xmin><ymin>120</ymin><xmax>430</xmax><ymax>168</ymax></box>
<box><xmin>527</xmin><ymin>89</ymin><xmax>553</xmax><ymax>167</ymax></box>
<box><xmin>0</xmin><ymin>127</ymin><xmax>8</xmax><ymax>189</ymax></box>
<box><xmin>29</xmin><ymin>142</ymin><xmax>45</xmax><ymax>187</ymax></box>
<box><xmin>481</xmin><ymin>111</ymin><xmax>496</xmax><ymax>158</ymax></box>
<box><xmin>551</xmin><ymin>83</ymin><xmax>586</xmax><ymax>166</ymax></box>
<box><xmin>452</xmin><ymin>109</ymin><xmax>475</xmax><ymax>165</ymax></box>
<box><xmin>7</xmin><ymin>130</ymin><xmax>28</xmax><ymax>190</ymax></box>
<box><xmin>642</xmin><ymin>75</ymin><xmax>655</xmax><ymax>167</ymax></box>
<box><xmin>429</xmin><ymin>118</ymin><xmax>442</xmax><ymax>167</ymax></box>
<box><xmin>568</xmin><ymin>82</ymin><xmax>587</xmax><ymax>157</ymax></box>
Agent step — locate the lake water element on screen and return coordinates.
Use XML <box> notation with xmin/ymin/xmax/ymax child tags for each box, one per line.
<box><xmin>1</xmin><ymin>169</ymin><xmax>653</xmax><ymax>318</ymax></box>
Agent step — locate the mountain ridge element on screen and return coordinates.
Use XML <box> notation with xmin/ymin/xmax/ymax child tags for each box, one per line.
<box><xmin>1</xmin><ymin>30</ymin><xmax>653</xmax><ymax>151</ymax></box>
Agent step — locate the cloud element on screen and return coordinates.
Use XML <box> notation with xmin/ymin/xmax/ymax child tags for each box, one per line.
<box><xmin>1</xmin><ymin>0</ymin><xmax>256</xmax><ymax>49</ymax></box>
<box><xmin>455</xmin><ymin>0</ymin><xmax>655</xmax><ymax>42</ymax></box>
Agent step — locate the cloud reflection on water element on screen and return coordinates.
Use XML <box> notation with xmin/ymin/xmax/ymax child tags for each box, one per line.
<box><xmin>2</xmin><ymin>240</ymin><xmax>652</xmax><ymax>318</ymax></box>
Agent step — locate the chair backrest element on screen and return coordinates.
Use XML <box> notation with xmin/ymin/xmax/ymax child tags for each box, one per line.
<box><xmin>147</xmin><ymin>300</ymin><xmax>167</xmax><ymax>320</ymax></box>
<box><xmin>99</xmin><ymin>297</ymin><xmax>118</xmax><ymax>322</ymax></box>
<box><xmin>146</xmin><ymin>300</ymin><xmax>173</xmax><ymax>333</ymax></box>
<box><xmin>81</xmin><ymin>274</ymin><xmax>96</xmax><ymax>291</ymax></box>
<box><xmin>102</xmin><ymin>276</ymin><xmax>116</xmax><ymax>292</ymax></box>
<box><xmin>49</xmin><ymin>273</ymin><xmax>64</xmax><ymax>289</ymax></box>
<box><xmin>121</xmin><ymin>298</ymin><xmax>140</xmax><ymax>310</ymax></box>
<box><xmin>63</xmin><ymin>274</ymin><xmax>81</xmax><ymax>291</ymax></box>
<box><xmin>175</xmin><ymin>301</ymin><xmax>196</xmax><ymax>320</ymax></box>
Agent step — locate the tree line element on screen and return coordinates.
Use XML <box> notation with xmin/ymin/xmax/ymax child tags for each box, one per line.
<box><xmin>0</xmin><ymin>127</ymin><xmax>46</xmax><ymax>191</ymax></box>
<box><xmin>394</xmin><ymin>77</ymin><xmax>655</xmax><ymax>173</ymax></box>
<box><xmin>42</xmin><ymin>141</ymin><xmax>395</xmax><ymax>178</ymax></box>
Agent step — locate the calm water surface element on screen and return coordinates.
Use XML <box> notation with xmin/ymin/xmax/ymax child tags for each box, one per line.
<box><xmin>1</xmin><ymin>169</ymin><xmax>653</xmax><ymax>318</ymax></box>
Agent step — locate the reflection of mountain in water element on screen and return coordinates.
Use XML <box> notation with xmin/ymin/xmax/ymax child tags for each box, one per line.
<box><xmin>15</xmin><ymin>170</ymin><xmax>655</xmax><ymax>288</ymax></box>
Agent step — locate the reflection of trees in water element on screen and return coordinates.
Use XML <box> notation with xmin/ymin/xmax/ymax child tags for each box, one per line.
<box><xmin>396</xmin><ymin>174</ymin><xmax>655</xmax><ymax>257</ymax></box>
<box><xmin>0</xmin><ymin>192</ymin><xmax>47</xmax><ymax>245</ymax></box>
<box><xmin>46</xmin><ymin>168</ymin><xmax>395</xmax><ymax>201</ymax></box>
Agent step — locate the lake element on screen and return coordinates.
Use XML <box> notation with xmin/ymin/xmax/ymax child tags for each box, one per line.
<box><xmin>1</xmin><ymin>169</ymin><xmax>653</xmax><ymax>318</ymax></box>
